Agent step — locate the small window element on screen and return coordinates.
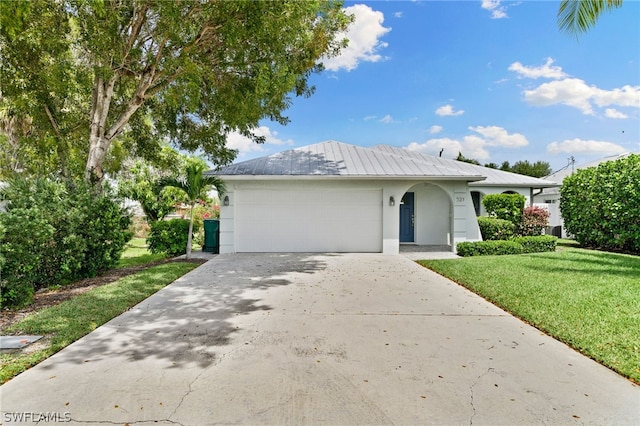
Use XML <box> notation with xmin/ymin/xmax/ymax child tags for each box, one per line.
<box><xmin>471</xmin><ymin>191</ymin><xmax>481</xmax><ymax>216</ymax></box>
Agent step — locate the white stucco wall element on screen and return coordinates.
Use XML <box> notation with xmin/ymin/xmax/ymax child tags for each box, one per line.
<box><xmin>220</xmin><ymin>178</ymin><xmax>483</xmax><ymax>254</ymax></box>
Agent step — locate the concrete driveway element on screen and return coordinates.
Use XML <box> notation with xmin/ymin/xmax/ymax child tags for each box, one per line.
<box><xmin>1</xmin><ymin>253</ymin><xmax>638</xmax><ymax>425</ymax></box>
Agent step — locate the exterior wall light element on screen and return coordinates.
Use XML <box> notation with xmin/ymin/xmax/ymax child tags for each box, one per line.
<box><xmin>223</xmin><ymin>195</ymin><xmax>230</xmax><ymax>206</ymax></box>
<box><xmin>389</xmin><ymin>196</ymin><xmax>395</xmax><ymax>206</ymax></box>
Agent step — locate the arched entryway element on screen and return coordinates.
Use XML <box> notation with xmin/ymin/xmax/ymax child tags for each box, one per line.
<box><xmin>400</xmin><ymin>183</ymin><xmax>453</xmax><ymax>248</ymax></box>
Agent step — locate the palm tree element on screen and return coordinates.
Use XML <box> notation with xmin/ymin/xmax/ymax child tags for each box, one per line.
<box><xmin>558</xmin><ymin>0</ymin><xmax>623</xmax><ymax>35</ymax></box>
<box><xmin>159</xmin><ymin>161</ymin><xmax>226</xmax><ymax>259</ymax></box>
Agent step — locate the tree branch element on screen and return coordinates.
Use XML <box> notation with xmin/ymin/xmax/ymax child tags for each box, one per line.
<box><xmin>122</xmin><ymin>3</ymin><xmax>148</xmax><ymax>63</ymax></box>
<box><xmin>44</xmin><ymin>103</ymin><xmax>62</xmax><ymax>138</ymax></box>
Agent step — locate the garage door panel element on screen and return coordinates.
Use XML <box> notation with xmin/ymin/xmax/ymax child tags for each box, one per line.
<box><xmin>236</xmin><ymin>189</ymin><xmax>382</xmax><ymax>252</ymax></box>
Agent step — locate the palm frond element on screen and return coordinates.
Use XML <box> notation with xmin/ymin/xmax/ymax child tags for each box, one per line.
<box><xmin>157</xmin><ymin>162</ymin><xmax>226</xmax><ymax>203</ymax></box>
<box><xmin>558</xmin><ymin>0</ymin><xmax>623</xmax><ymax>35</ymax></box>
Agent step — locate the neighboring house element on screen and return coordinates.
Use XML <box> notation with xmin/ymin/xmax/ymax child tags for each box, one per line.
<box><xmin>211</xmin><ymin>141</ymin><xmax>558</xmax><ymax>254</ymax></box>
<box><xmin>533</xmin><ymin>152</ymin><xmax>633</xmax><ymax>238</ymax></box>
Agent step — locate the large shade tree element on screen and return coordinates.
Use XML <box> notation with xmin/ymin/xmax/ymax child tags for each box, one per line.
<box><xmin>558</xmin><ymin>0</ymin><xmax>623</xmax><ymax>34</ymax></box>
<box><xmin>0</xmin><ymin>0</ymin><xmax>350</xmax><ymax>183</ymax></box>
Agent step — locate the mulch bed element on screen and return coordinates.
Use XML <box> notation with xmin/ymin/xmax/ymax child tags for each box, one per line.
<box><xmin>0</xmin><ymin>258</ymin><xmax>206</xmax><ymax>333</ymax></box>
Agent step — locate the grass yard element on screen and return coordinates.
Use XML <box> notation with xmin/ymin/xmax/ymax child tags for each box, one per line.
<box><xmin>117</xmin><ymin>237</ymin><xmax>168</xmax><ymax>268</ymax></box>
<box><xmin>418</xmin><ymin>247</ymin><xmax>640</xmax><ymax>383</ymax></box>
<box><xmin>1</xmin><ymin>243</ymin><xmax>200</xmax><ymax>384</ymax></box>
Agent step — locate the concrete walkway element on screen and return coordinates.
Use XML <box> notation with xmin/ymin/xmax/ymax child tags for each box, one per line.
<box><xmin>1</xmin><ymin>253</ymin><xmax>638</xmax><ymax>425</ymax></box>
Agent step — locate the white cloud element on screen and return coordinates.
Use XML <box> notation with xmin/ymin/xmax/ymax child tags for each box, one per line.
<box><xmin>435</xmin><ymin>104</ymin><xmax>464</xmax><ymax>116</ymax></box>
<box><xmin>481</xmin><ymin>0</ymin><xmax>508</xmax><ymax>19</ymax></box>
<box><xmin>380</xmin><ymin>114</ymin><xmax>395</xmax><ymax>123</ymax></box>
<box><xmin>592</xmin><ymin>85</ymin><xmax>640</xmax><ymax>108</ymax></box>
<box><xmin>406</xmin><ymin>125</ymin><xmax>527</xmax><ymax>161</ymax></box>
<box><xmin>429</xmin><ymin>125</ymin><xmax>443</xmax><ymax>134</ymax></box>
<box><xmin>408</xmin><ymin>138</ymin><xmax>463</xmax><ymax>157</ymax></box>
<box><xmin>546</xmin><ymin>138</ymin><xmax>627</xmax><ymax>155</ymax></box>
<box><xmin>523</xmin><ymin>78</ymin><xmax>640</xmax><ymax>115</ymax></box>
<box><xmin>508</xmin><ymin>58</ymin><xmax>567</xmax><ymax>80</ymax></box>
<box><xmin>394</xmin><ymin>11</ymin><xmax>403</xmax><ymax>18</ymax></box>
<box><xmin>460</xmin><ymin>135</ymin><xmax>491</xmax><ymax>160</ymax></box>
<box><xmin>323</xmin><ymin>4</ymin><xmax>391</xmax><ymax>72</ymax></box>
<box><xmin>605</xmin><ymin>108</ymin><xmax>629</xmax><ymax>119</ymax></box>
<box><xmin>226</xmin><ymin>126</ymin><xmax>295</xmax><ymax>157</ymax></box>
<box><xmin>363</xmin><ymin>115</ymin><xmax>377</xmax><ymax>121</ymax></box>
<box><xmin>469</xmin><ymin>125</ymin><xmax>528</xmax><ymax>147</ymax></box>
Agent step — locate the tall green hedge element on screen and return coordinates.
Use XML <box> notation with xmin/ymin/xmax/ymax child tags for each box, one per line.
<box><xmin>482</xmin><ymin>193</ymin><xmax>526</xmax><ymax>225</ymax></box>
<box><xmin>560</xmin><ymin>154</ymin><xmax>639</xmax><ymax>253</ymax></box>
<box><xmin>0</xmin><ymin>178</ymin><xmax>132</xmax><ymax>308</ymax></box>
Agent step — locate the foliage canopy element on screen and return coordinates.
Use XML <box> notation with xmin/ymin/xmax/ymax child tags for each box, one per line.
<box><xmin>0</xmin><ymin>0</ymin><xmax>350</xmax><ymax>182</ymax></box>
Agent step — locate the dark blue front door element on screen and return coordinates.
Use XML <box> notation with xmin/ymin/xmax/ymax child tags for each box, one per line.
<box><xmin>399</xmin><ymin>192</ymin><xmax>414</xmax><ymax>242</ymax></box>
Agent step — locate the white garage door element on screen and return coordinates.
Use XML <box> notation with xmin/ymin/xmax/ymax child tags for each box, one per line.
<box><xmin>235</xmin><ymin>188</ymin><xmax>382</xmax><ymax>252</ymax></box>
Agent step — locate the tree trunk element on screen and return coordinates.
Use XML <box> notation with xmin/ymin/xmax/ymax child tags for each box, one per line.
<box><xmin>186</xmin><ymin>204</ymin><xmax>194</xmax><ymax>259</ymax></box>
<box><xmin>86</xmin><ymin>74</ymin><xmax>117</xmax><ymax>183</ymax></box>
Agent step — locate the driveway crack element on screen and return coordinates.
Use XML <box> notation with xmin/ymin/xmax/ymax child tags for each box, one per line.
<box><xmin>469</xmin><ymin>367</ymin><xmax>495</xmax><ymax>425</ymax></box>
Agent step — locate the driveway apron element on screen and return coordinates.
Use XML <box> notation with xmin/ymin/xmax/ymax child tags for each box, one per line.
<box><xmin>1</xmin><ymin>253</ymin><xmax>638</xmax><ymax>425</ymax></box>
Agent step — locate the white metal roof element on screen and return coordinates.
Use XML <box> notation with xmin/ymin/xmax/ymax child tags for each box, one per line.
<box><xmin>214</xmin><ymin>141</ymin><xmax>559</xmax><ymax>188</ymax></box>
<box><xmin>217</xmin><ymin>141</ymin><xmax>484</xmax><ymax>180</ymax></box>
<box><xmin>372</xmin><ymin>145</ymin><xmax>559</xmax><ymax>188</ymax></box>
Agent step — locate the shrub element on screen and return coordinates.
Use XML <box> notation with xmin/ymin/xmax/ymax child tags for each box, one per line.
<box><xmin>147</xmin><ymin>219</ymin><xmax>198</xmax><ymax>257</ymax></box>
<box><xmin>457</xmin><ymin>236</ymin><xmax>557</xmax><ymax>257</ymax></box>
<box><xmin>483</xmin><ymin>193</ymin><xmax>526</xmax><ymax>225</ymax></box>
<box><xmin>477</xmin><ymin>216</ymin><xmax>516</xmax><ymax>240</ymax></box>
<box><xmin>0</xmin><ymin>208</ymin><xmax>53</xmax><ymax>307</ymax></box>
<box><xmin>519</xmin><ymin>206</ymin><xmax>550</xmax><ymax>236</ymax></box>
<box><xmin>456</xmin><ymin>240</ymin><xmax>523</xmax><ymax>257</ymax></box>
<box><xmin>79</xmin><ymin>190</ymin><xmax>133</xmax><ymax>276</ymax></box>
<box><xmin>560</xmin><ymin>154</ymin><xmax>640</xmax><ymax>253</ymax></box>
<box><xmin>513</xmin><ymin>236</ymin><xmax>557</xmax><ymax>253</ymax></box>
<box><xmin>0</xmin><ymin>178</ymin><xmax>132</xmax><ymax>308</ymax></box>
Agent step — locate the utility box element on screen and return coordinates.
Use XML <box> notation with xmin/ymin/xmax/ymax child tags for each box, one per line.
<box><xmin>203</xmin><ymin>219</ymin><xmax>220</xmax><ymax>253</ymax></box>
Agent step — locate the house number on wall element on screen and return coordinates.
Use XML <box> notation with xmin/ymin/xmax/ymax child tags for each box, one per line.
<box><xmin>456</xmin><ymin>196</ymin><xmax>465</xmax><ymax>203</ymax></box>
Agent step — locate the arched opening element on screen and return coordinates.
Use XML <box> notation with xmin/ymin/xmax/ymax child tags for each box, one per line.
<box><xmin>399</xmin><ymin>183</ymin><xmax>453</xmax><ymax>249</ymax></box>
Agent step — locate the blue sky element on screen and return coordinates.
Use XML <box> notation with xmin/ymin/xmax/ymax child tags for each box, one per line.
<box><xmin>226</xmin><ymin>0</ymin><xmax>640</xmax><ymax>173</ymax></box>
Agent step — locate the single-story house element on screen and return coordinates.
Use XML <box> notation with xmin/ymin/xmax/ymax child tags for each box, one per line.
<box><xmin>210</xmin><ymin>141</ymin><xmax>558</xmax><ymax>254</ymax></box>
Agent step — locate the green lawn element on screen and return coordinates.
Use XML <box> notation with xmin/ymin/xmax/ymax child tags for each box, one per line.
<box><xmin>1</xmin><ymin>243</ymin><xmax>199</xmax><ymax>384</ymax></box>
<box><xmin>418</xmin><ymin>247</ymin><xmax>640</xmax><ymax>383</ymax></box>
<box><xmin>117</xmin><ymin>237</ymin><xmax>168</xmax><ymax>268</ymax></box>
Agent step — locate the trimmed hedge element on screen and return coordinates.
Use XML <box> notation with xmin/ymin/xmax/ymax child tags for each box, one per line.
<box><xmin>513</xmin><ymin>235</ymin><xmax>557</xmax><ymax>253</ymax></box>
<box><xmin>477</xmin><ymin>216</ymin><xmax>515</xmax><ymax>240</ymax></box>
<box><xmin>457</xmin><ymin>236</ymin><xmax>557</xmax><ymax>257</ymax></box>
<box><xmin>147</xmin><ymin>219</ymin><xmax>198</xmax><ymax>257</ymax></box>
<box><xmin>457</xmin><ymin>240</ymin><xmax>523</xmax><ymax>257</ymax></box>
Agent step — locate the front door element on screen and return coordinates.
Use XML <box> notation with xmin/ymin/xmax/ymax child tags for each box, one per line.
<box><xmin>399</xmin><ymin>192</ymin><xmax>414</xmax><ymax>242</ymax></box>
